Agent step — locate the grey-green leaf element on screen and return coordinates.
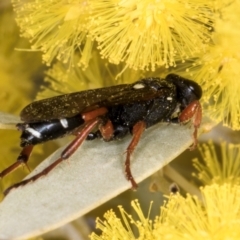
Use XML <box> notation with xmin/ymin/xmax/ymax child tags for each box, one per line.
<box><xmin>0</xmin><ymin>111</ymin><xmax>211</xmax><ymax>239</ymax></box>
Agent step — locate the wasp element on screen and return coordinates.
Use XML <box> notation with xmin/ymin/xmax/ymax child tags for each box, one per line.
<box><xmin>0</xmin><ymin>74</ymin><xmax>202</xmax><ymax>195</ymax></box>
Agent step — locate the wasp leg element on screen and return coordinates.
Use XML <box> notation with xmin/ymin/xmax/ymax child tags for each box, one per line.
<box><xmin>99</xmin><ymin>120</ymin><xmax>114</xmax><ymax>141</ymax></box>
<box><xmin>81</xmin><ymin>107</ymin><xmax>108</xmax><ymax>121</ymax></box>
<box><xmin>125</xmin><ymin>121</ymin><xmax>146</xmax><ymax>190</ymax></box>
<box><xmin>4</xmin><ymin>118</ymin><xmax>101</xmax><ymax>196</ymax></box>
<box><xmin>0</xmin><ymin>145</ymin><xmax>33</xmax><ymax>179</ymax></box>
<box><xmin>178</xmin><ymin>100</ymin><xmax>202</xmax><ymax>150</ymax></box>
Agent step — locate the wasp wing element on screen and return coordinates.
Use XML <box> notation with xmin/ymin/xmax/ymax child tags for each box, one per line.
<box><xmin>20</xmin><ymin>80</ymin><xmax>171</xmax><ymax>122</ymax></box>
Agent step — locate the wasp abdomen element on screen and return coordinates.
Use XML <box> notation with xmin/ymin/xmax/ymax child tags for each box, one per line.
<box><xmin>18</xmin><ymin>115</ymin><xmax>84</xmax><ymax>147</ymax></box>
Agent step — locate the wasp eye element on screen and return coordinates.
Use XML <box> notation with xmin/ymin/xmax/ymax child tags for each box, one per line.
<box><xmin>166</xmin><ymin>74</ymin><xmax>202</xmax><ymax>105</ymax></box>
<box><xmin>183</xmin><ymin>79</ymin><xmax>202</xmax><ymax>100</ymax></box>
<box><xmin>184</xmin><ymin>79</ymin><xmax>202</xmax><ymax>100</ymax></box>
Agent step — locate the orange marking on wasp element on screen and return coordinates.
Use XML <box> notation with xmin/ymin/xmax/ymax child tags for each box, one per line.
<box><xmin>100</xmin><ymin>120</ymin><xmax>114</xmax><ymax>141</ymax></box>
<box><xmin>82</xmin><ymin>107</ymin><xmax>108</xmax><ymax>122</ymax></box>
<box><xmin>179</xmin><ymin>100</ymin><xmax>202</xmax><ymax>150</ymax></box>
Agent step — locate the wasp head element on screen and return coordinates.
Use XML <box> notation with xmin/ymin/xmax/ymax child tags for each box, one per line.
<box><xmin>166</xmin><ymin>74</ymin><xmax>202</xmax><ymax>108</ymax></box>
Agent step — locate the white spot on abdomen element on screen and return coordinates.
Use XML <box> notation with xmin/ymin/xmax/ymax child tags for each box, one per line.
<box><xmin>26</xmin><ymin>128</ymin><xmax>42</xmax><ymax>138</ymax></box>
<box><xmin>133</xmin><ymin>83</ymin><xmax>145</xmax><ymax>89</ymax></box>
<box><xmin>60</xmin><ymin>118</ymin><xmax>68</xmax><ymax>128</ymax></box>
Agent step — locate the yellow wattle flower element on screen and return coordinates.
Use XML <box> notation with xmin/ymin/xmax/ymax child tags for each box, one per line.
<box><xmin>91</xmin><ymin>141</ymin><xmax>240</xmax><ymax>239</ymax></box>
<box><xmin>91</xmin><ymin>184</ymin><xmax>240</xmax><ymax>240</ymax></box>
<box><xmin>89</xmin><ymin>0</ymin><xmax>214</xmax><ymax>71</ymax></box>
<box><xmin>177</xmin><ymin>1</ymin><xmax>240</xmax><ymax>130</ymax></box>
<box><xmin>12</xmin><ymin>0</ymin><xmax>93</xmax><ymax>69</ymax></box>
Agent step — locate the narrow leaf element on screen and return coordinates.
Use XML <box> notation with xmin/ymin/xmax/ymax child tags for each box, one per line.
<box><xmin>0</xmin><ymin>111</ymin><xmax>211</xmax><ymax>239</ymax></box>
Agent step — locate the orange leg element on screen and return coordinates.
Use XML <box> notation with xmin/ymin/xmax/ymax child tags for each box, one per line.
<box><xmin>4</xmin><ymin>118</ymin><xmax>101</xmax><ymax>196</ymax></box>
<box><xmin>125</xmin><ymin>121</ymin><xmax>146</xmax><ymax>190</ymax></box>
<box><xmin>99</xmin><ymin>120</ymin><xmax>114</xmax><ymax>141</ymax></box>
<box><xmin>0</xmin><ymin>145</ymin><xmax>33</xmax><ymax>179</ymax></box>
<box><xmin>178</xmin><ymin>100</ymin><xmax>202</xmax><ymax>150</ymax></box>
<box><xmin>82</xmin><ymin>107</ymin><xmax>108</xmax><ymax>122</ymax></box>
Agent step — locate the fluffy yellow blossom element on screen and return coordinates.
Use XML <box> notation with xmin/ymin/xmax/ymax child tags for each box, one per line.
<box><xmin>36</xmin><ymin>53</ymin><xmax>108</xmax><ymax>100</ymax></box>
<box><xmin>193</xmin><ymin>141</ymin><xmax>240</xmax><ymax>185</ymax></box>
<box><xmin>177</xmin><ymin>1</ymin><xmax>240</xmax><ymax>130</ymax></box>
<box><xmin>12</xmin><ymin>0</ymin><xmax>93</xmax><ymax>69</ymax></box>
<box><xmin>89</xmin><ymin>0</ymin><xmax>214</xmax><ymax>71</ymax></box>
<box><xmin>37</xmin><ymin>51</ymin><xmax>148</xmax><ymax>100</ymax></box>
<box><xmin>90</xmin><ymin>200</ymin><xmax>155</xmax><ymax>240</ymax></box>
<box><xmin>156</xmin><ymin>184</ymin><xmax>240</xmax><ymax>240</ymax></box>
<box><xmin>91</xmin><ymin>184</ymin><xmax>240</xmax><ymax>240</ymax></box>
<box><xmin>91</xmin><ymin>141</ymin><xmax>240</xmax><ymax>240</ymax></box>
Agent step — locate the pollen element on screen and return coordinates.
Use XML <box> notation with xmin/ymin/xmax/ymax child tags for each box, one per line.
<box><xmin>185</xmin><ymin>2</ymin><xmax>240</xmax><ymax>130</ymax></box>
<box><xmin>176</xmin><ymin>1</ymin><xmax>240</xmax><ymax>130</ymax></box>
<box><xmin>156</xmin><ymin>184</ymin><xmax>240</xmax><ymax>239</ymax></box>
<box><xmin>88</xmin><ymin>0</ymin><xmax>214</xmax><ymax>71</ymax></box>
<box><xmin>12</xmin><ymin>0</ymin><xmax>93</xmax><ymax>69</ymax></box>
<box><xmin>90</xmin><ymin>200</ymin><xmax>155</xmax><ymax>239</ymax></box>
<box><xmin>193</xmin><ymin>141</ymin><xmax>240</xmax><ymax>185</ymax></box>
